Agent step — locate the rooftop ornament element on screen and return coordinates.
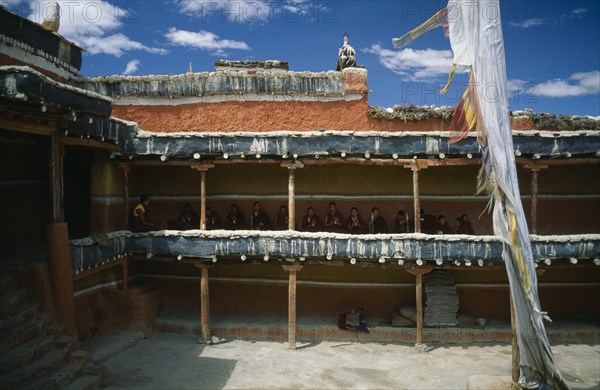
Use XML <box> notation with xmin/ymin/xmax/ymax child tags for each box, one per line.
<box><xmin>336</xmin><ymin>32</ymin><xmax>356</xmax><ymax>71</ymax></box>
<box><xmin>41</xmin><ymin>2</ymin><xmax>60</xmax><ymax>32</ymax></box>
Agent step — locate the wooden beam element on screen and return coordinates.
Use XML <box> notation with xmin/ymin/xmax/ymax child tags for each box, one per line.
<box><xmin>195</xmin><ymin>264</ymin><xmax>212</xmax><ymax>344</ymax></box>
<box><xmin>73</xmin><ymin>258</ymin><xmax>126</xmax><ymax>281</ymax></box>
<box><xmin>282</xmin><ymin>264</ymin><xmax>303</xmax><ymax>349</ymax></box>
<box><xmin>0</xmin><ymin>118</ymin><xmax>57</xmax><ymax>135</ymax></box>
<box><xmin>518</xmin><ymin>158</ymin><xmax>599</xmax><ymax>167</ymax></box>
<box><xmin>61</xmin><ymin>136</ymin><xmax>119</xmax><ymax>151</ymax></box>
<box><xmin>114</xmin><ymin>155</ymin><xmax>599</xmax><ymax>168</ymax></box>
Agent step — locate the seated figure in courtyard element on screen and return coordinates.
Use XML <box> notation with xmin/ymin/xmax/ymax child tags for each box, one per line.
<box><xmin>436</xmin><ymin>215</ymin><xmax>453</xmax><ymax>234</ymax></box>
<box><xmin>301</xmin><ymin>207</ymin><xmax>321</xmax><ymax>232</ymax></box>
<box><xmin>178</xmin><ymin>203</ymin><xmax>200</xmax><ymax>229</ymax></box>
<box><xmin>324</xmin><ymin>202</ymin><xmax>345</xmax><ymax>233</ymax></box>
<box><xmin>226</xmin><ymin>204</ymin><xmax>246</xmax><ymax>230</ymax></box>
<box><xmin>346</xmin><ymin>207</ymin><xmax>367</xmax><ymax>234</ymax></box>
<box><xmin>368</xmin><ymin>207</ymin><xmax>388</xmax><ymax>234</ymax></box>
<box><xmin>205</xmin><ymin>207</ymin><xmax>221</xmax><ymax>230</ymax></box>
<box><xmin>275</xmin><ymin>205</ymin><xmax>289</xmax><ymax>230</ymax></box>
<box><xmin>393</xmin><ymin>210</ymin><xmax>413</xmax><ymax>233</ymax></box>
<box><xmin>250</xmin><ymin>201</ymin><xmax>272</xmax><ymax>230</ymax></box>
<box><xmin>130</xmin><ymin>195</ymin><xmax>158</xmax><ymax>232</ymax></box>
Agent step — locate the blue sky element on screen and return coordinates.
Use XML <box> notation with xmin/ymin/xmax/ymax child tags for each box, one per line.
<box><xmin>5</xmin><ymin>0</ymin><xmax>600</xmax><ymax>116</ymax></box>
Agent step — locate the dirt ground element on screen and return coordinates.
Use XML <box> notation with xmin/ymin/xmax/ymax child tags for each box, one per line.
<box><xmin>99</xmin><ymin>333</ymin><xmax>599</xmax><ymax>389</ymax></box>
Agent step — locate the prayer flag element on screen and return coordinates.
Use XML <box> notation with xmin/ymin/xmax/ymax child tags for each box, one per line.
<box><xmin>393</xmin><ymin>1</ymin><xmax>568</xmax><ymax>388</ymax></box>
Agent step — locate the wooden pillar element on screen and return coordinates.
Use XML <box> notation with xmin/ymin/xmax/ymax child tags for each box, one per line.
<box><xmin>282</xmin><ymin>162</ymin><xmax>303</xmax><ymax>231</ymax></box>
<box><xmin>405</xmin><ymin>162</ymin><xmax>425</xmax><ymax>233</ymax></box>
<box><xmin>525</xmin><ymin>165</ymin><xmax>547</xmax><ymax>235</ymax></box>
<box><xmin>282</xmin><ymin>264</ymin><xmax>303</xmax><ymax>349</ymax></box>
<box><xmin>407</xmin><ymin>267</ymin><xmax>432</xmax><ymax>347</ymax></box>
<box><xmin>288</xmin><ymin>168</ymin><xmax>295</xmax><ymax>230</ymax></box>
<box><xmin>121</xmin><ymin>259</ymin><xmax>128</xmax><ymax>291</ymax></box>
<box><xmin>50</xmin><ymin>130</ymin><xmax>63</xmax><ymax>223</ymax></box>
<box><xmin>195</xmin><ymin>264</ymin><xmax>212</xmax><ymax>343</ymax></box>
<box><xmin>191</xmin><ymin>164</ymin><xmax>214</xmax><ymax>230</ymax></box>
<box><xmin>119</xmin><ymin>164</ymin><xmax>132</xmax><ymax>229</ymax></box>
<box><xmin>531</xmin><ymin>169</ymin><xmax>538</xmax><ymax>235</ymax></box>
<box><xmin>200</xmin><ymin>170</ymin><xmax>206</xmax><ymax>230</ymax></box>
<box><xmin>47</xmin><ymin>223</ymin><xmax>77</xmax><ymax>336</ymax></box>
<box><xmin>510</xmin><ymin>295</ymin><xmax>519</xmax><ymax>384</ymax></box>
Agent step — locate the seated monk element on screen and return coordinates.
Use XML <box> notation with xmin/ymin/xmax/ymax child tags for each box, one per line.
<box><xmin>368</xmin><ymin>207</ymin><xmax>388</xmax><ymax>234</ymax></box>
<box><xmin>453</xmin><ymin>217</ymin><xmax>463</xmax><ymax>234</ymax></box>
<box><xmin>459</xmin><ymin>214</ymin><xmax>475</xmax><ymax>235</ymax></box>
<box><xmin>346</xmin><ymin>207</ymin><xmax>366</xmax><ymax>234</ymax></box>
<box><xmin>205</xmin><ymin>207</ymin><xmax>221</xmax><ymax>230</ymax></box>
<box><xmin>301</xmin><ymin>207</ymin><xmax>321</xmax><ymax>232</ymax></box>
<box><xmin>420</xmin><ymin>208</ymin><xmax>437</xmax><ymax>234</ymax></box>
<box><xmin>226</xmin><ymin>204</ymin><xmax>246</xmax><ymax>230</ymax></box>
<box><xmin>436</xmin><ymin>215</ymin><xmax>453</xmax><ymax>234</ymax></box>
<box><xmin>130</xmin><ymin>195</ymin><xmax>157</xmax><ymax>232</ymax></box>
<box><xmin>324</xmin><ymin>202</ymin><xmax>345</xmax><ymax>233</ymax></box>
<box><xmin>275</xmin><ymin>205</ymin><xmax>289</xmax><ymax>230</ymax></box>
<box><xmin>393</xmin><ymin>210</ymin><xmax>413</xmax><ymax>233</ymax></box>
<box><xmin>179</xmin><ymin>202</ymin><xmax>200</xmax><ymax>229</ymax></box>
<box><xmin>250</xmin><ymin>201</ymin><xmax>272</xmax><ymax>230</ymax></box>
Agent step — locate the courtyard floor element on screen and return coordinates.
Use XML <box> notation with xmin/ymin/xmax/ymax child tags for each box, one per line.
<box><xmin>92</xmin><ymin>332</ymin><xmax>599</xmax><ymax>389</ymax></box>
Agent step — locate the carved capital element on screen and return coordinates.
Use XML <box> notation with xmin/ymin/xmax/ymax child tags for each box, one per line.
<box><xmin>406</xmin><ymin>267</ymin><xmax>433</xmax><ymax>276</ymax></box>
<box><xmin>118</xmin><ymin>163</ymin><xmax>132</xmax><ymax>174</ymax></box>
<box><xmin>191</xmin><ymin>163</ymin><xmax>215</xmax><ymax>172</ymax></box>
<box><xmin>282</xmin><ymin>264</ymin><xmax>304</xmax><ymax>272</ymax></box>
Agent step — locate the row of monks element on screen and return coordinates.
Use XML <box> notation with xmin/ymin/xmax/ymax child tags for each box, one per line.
<box><xmin>181</xmin><ymin>201</ymin><xmax>475</xmax><ymax>235</ymax></box>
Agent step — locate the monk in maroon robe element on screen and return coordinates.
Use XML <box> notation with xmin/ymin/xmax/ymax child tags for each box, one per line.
<box><xmin>368</xmin><ymin>207</ymin><xmax>388</xmax><ymax>233</ymax></box>
<box><xmin>460</xmin><ymin>214</ymin><xmax>475</xmax><ymax>234</ymax></box>
<box><xmin>226</xmin><ymin>204</ymin><xmax>246</xmax><ymax>230</ymax></box>
<box><xmin>301</xmin><ymin>207</ymin><xmax>321</xmax><ymax>232</ymax></box>
<box><xmin>324</xmin><ymin>202</ymin><xmax>345</xmax><ymax>233</ymax></box>
<box><xmin>275</xmin><ymin>205</ymin><xmax>289</xmax><ymax>230</ymax></box>
<box><xmin>346</xmin><ymin>207</ymin><xmax>366</xmax><ymax>234</ymax></box>
<box><xmin>436</xmin><ymin>215</ymin><xmax>453</xmax><ymax>234</ymax></box>
<box><xmin>250</xmin><ymin>201</ymin><xmax>272</xmax><ymax>230</ymax></box>
<box><xmin>393</xmin><ymin>210</ymin><xmax>413</xmax><ymax>233</ymax></box>
<box><xmin>420</xmin><ymin>208</ymin><xmax>437</xmax><ymax>234</ymax></box>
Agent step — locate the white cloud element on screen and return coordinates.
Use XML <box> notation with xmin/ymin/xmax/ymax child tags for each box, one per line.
<box><xmin>78</xmin><ymin>33</ymin><xmax>167</xmax><ymax>57</ymax></box>
<box><xmin>507</xmin><ymin>79</ymin><xmax>530</xmax><ymax>95</ymax></box>
<box><xmin>123</xmin><ymin>59</ymin><xmax>140</xmax><ymax>75</ymax></box>
<box><xmin>566</xmin><ymin>8</ymin><xmax>587</xmax><ymax>18</ymax></box>
<box><xmin>510</xmin><ymin>71</ymin><xmax>600</xmax><ymax>98</ymax></box>
<box><xmin>173</xmin><ymin>0</ymin><xmax>319</xmax><ymax>23</ymax></box>
<box><xmin>511</xmin><ymin>7</ymin><xmax>589</xmax><ymax>28</ymax></box>
<box><xmin>165</xmin><ymin>28</ymin><xmax>250</xmax><ymax>56</ymax></box>
<box><xmin>363</xmin><ymin>44</ymin><xmax>459</xmax><ymax>81</ymax></box>
<box><xmin>509</xmin><ymin>18</ymin><xmax>546</xmax><ymax>28</ymax></box>
<box><xmin>534</xmin><ymin>71</ymin><xmax>600</xmax><ymax>97</ymax></box>
<box><xmin>25</xmin><ymin>0</ymin><xmax>166</xmax><ymax>57</ymax></box>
